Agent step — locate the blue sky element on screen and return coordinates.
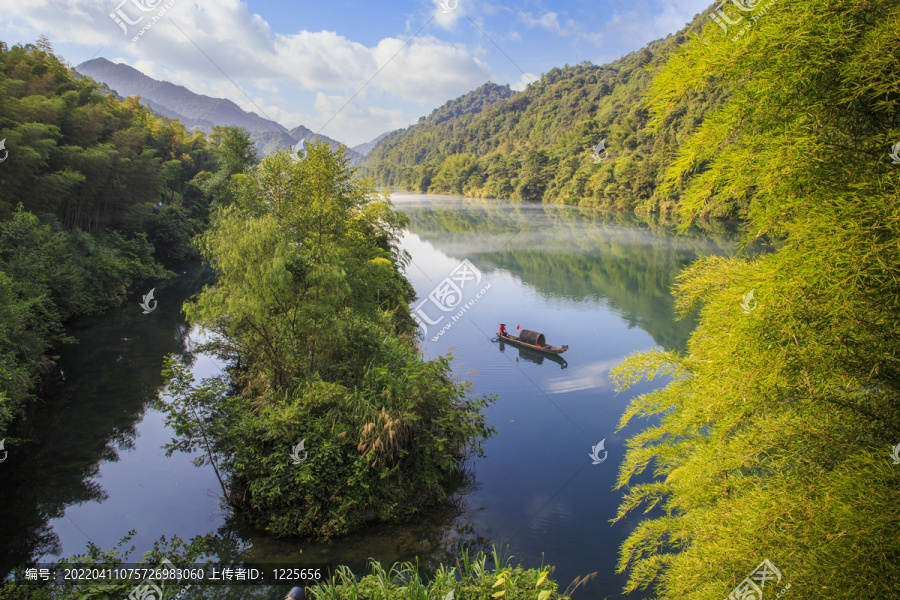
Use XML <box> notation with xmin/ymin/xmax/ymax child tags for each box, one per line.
<box><xmin>0</xmin><ymin>0</ymin><xmax>712</xmax><ymax>146</ymax></box>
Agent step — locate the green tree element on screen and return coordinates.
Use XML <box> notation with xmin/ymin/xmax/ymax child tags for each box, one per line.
<box><xmin>209</xmin><ymin>125</ymin><xmax>258</xmax><ymax>176</ymax></box>
<box><xmin>430</xmin><ymin>153</ymin><xmax>479</xmax><ymax>194</ymax></box>
<box><xmin>611</xmin><ymin>1</ymin><xmax>900</xmax><ymax>598</ymax></box>
<box><xmin>358</xmin><ymin>36</ymin><xmax>726</xmax><ymax>211</ymax></box>
<box><xmin>173</xmin><ymin>143</ymin><xmax>493</xmax><ymax>538</ymax></box>
<box><xmin>188</xmin><ymin>143</ymin><xmax>412</xmax><ymax>392</ymax></box>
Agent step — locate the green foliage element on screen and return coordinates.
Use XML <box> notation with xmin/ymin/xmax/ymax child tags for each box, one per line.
<box><xmin>201</xmin><ymin>125</ymin><xmax>260</xmax><ymax>206</ymax></box>
<box><xmin>167</xmin><ymin>143</ymin><xmax>494</xmax><ymax>538</ymax></box>
<box><xmin>0</xmin><ymin>206</ymin><xmax>168</xmax><ymax>431</ymax></box>
<box><xmin>161</xmin><ymin>341</ymin><xmax>493</xmax><ymax>538</ymax></box>
<box><xmin>208</xmin><ymin>125</ymin><xmax>259</xmax><ymax>177</ymax></box>
<box><xmin>360</xmin><ymin>23</ymin><xmax>725</xmax><ymax>212</ymax></box>
<box><xmin>0</xmin><ymin>41</ymin><xmax>253</xmax><ymax>434</ymax></box>
<box><xmin>0</xmin><ymin>40</ymin><xmax>222</xmax><ymax>260</ymax></box>
<box><xmin>310</xmin><ymin>549</ymin><xmax>571</xmax><ymax>600</ymax></box>
<box><xmin>186</xmin><ymin>143</ymin><xmax>415</xmax><ymax>393</ymax></box>
<box><xmin>611</xmin><ymin>1</ymin><xmax>900</xmax><ymax>598</ymax></box>
<box><xmin>418</xmin><ymin>82</ymin><xmax>515</xmax><ymax>127</ymax></box>
<box><xmin>430</xmin><ymin>153</ymin><xmax>481</xmax><ymax>195</ymax></box>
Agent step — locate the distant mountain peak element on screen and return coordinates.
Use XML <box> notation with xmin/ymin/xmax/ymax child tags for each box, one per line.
<box><xmin>75</xmin><ymin>58</ymin><xmax>363</xmax><ymax>162</ymax></box>
<box><xmin>76</xmin><ymin>58</ymin><xmax>288</xmax><ymax>134</ymax></box>
<box><xmin>352</xmin><ymin>131</ymin><xmax>393</xmax><ymax>156</ymax></box>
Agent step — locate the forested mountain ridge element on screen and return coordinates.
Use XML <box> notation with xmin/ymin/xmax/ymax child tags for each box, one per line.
<box><xmin>360</xmin><ymin>13</ymin><xmax>728</xmax><ymax>215</ymax></box>
<box><xmin>352</xmin><ymin>131</ymin><xmax>392</xmax><ymax>156</ymax></box>
<box><xmin>417</xmin><ymin>81</ymin><xmax>515</xmax><ymax>126</ymax></box>
<box><xmin>287</xmin><ymin>124</ymin><xmax>367</xmax><ymax>165</ymax></box>
<box><xmin>367</xmin><ymin>81</ymin><xmax>514</xmax><ymax>168</ymax></box>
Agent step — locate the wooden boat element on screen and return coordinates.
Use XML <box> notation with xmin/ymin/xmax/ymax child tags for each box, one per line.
<box><xmin>493</xmin><ymin>329</ymin><xmax>568</xmax><ymax>354</ymax></box>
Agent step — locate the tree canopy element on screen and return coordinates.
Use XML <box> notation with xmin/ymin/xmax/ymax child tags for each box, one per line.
<box><xmin>168</xmin><ymin>143</ymin><xmax>495</xmax><ymax>538</ymax></box>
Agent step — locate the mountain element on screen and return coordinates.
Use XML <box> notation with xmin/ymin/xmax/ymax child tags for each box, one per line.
<box><xmin>359</xmin><ymin>13</ymin><xmax>729</xmax><ymax>214</ymax></box>
<box><xmin>74</xmin><ymin>58</ymin><xmax>363</xmax><ymax>163</ymax></box>
<box><xmin>135</xmin><ymin>96</ymin><xmax>217</xmax><ymax>132</ymax></box>
<box><xmin>352</xmin><ymin>131</ymin><xmax>393</xmax><ymax>156</ymax></box>
<box><xmin>359</xmin><ymin>82</ymin><xmax>515</xmax><ymax>163</ymax></box>
<box><xmin>76</xmin><ymin>58</ymin><xmax>288</xmax><ymax>134</ymax></box>
<box><xmin>416</xmin><ymin>81</ymin><xmax>515</xmax><ymax>126</ymax></box>
<box><xmin>286</xmin><ymin>125</ymin><xmax>363</xmax><ymax>164</ymax></box>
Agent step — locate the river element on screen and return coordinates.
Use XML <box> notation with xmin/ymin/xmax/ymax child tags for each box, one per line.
<box><xmin>0</xmin><ymin>194</ymin><xmax>744</xmax><ymax>598</ymax></box>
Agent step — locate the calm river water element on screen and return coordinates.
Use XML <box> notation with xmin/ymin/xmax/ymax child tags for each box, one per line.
<box><xmin>0</xmin><ymin>195</ymin><xmax>743</xmax><ymax>598</ymax></box>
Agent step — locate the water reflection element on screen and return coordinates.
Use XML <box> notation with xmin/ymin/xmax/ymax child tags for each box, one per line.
<box><xmin>395</xmin><ymin>194</ymin><xmax>745</xmax><ymax>353</ymax></box>
<box><xmin>202</xmin><ymin>468</ymin><xmax>495</xmax><ymax>580</ymax></box>
<box><xmin>541</xmin><ymin>357</ymin><xmax>634</xmax><ymax>395</ymax></box>
<box><xmin>0</xmin><ymin>263</ymin><xmax>214</xmax><ymax>579</ymax></box>
<box><xmin>496</xmin><ymin>340</ymin><xmax>568</xmax><ymax>369</ymax></box>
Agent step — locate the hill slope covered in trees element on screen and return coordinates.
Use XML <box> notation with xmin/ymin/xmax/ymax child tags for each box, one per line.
<box><xmin>360</xmin><ymin>14</ymin><xmax>731</xmax><ymax>215</ymax></box>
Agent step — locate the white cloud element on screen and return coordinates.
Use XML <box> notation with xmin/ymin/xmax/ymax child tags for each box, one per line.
<box><xmin>370</xmin><ymin>36</ymin><xmax>491</xmax><ymax>104</ymax></box>
<box><xmin>0</xmin><ymin>0</ymin><xmax>714</xmax><ymax>145</ymax></box>
<box><xmin>542</xmin><ymin>357</ymin><xmax>630</xmax><ymax>395</ymax></box>
<box><xmin>606</xmin><ymin>0</ymin><xmax>709</xmax><ymax>41</ymax></box>
<box><xmin>0</xmin><ymin>0</ymin><xmax>496</xmax><ymax>142</ymax></box>
<box><xmin>582</xmin><ymin>31</ymin><xmax>604</xmax><ymax>47</ymax></box>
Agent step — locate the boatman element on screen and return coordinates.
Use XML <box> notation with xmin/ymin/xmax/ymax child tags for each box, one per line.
<box><xmin>499</xmin><ymin>323</ymin><xmax>508</xmax><ymax>337</ymax></box>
